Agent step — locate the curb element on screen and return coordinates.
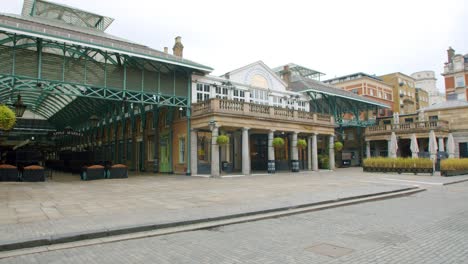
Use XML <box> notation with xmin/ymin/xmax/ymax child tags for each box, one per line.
<box><xmin>443</xmin><ymin>178</ymin><xmax>468</xmax><ymax>185</ymax></box>
<box><xmin>0</xmin><ymin>186</ymin><xmax>422</xmax><ymax>254</ymax></box>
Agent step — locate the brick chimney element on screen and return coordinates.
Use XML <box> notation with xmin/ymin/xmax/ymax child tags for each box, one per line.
<box><xmin>282</xmin><ymin>65</ymin><xmax>292</xmax><ymax>87</ymax></box>
<box><xmin>447</xmin><ymin>46</ymin><xmax>455</xmax><ymax>63</ymax></box>
<box><xmin>163</xmin><ymin>47</ymin><xmax>168</xmax><ymax>54</ymax></box>
<box><xmin>173</xmin><ymin>36</ymin><xmax>184</xmax><ymax>57</ymax></box>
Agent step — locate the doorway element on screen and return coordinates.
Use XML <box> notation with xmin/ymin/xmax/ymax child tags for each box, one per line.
<box><xmin>251</xmin><ymin>134</ymin><xmax>268</xmax><ymax>171</ymax></box>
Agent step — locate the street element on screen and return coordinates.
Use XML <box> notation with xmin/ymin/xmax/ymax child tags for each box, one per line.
<box><xmin>2</xmin><ymin>181</ymin><xmax>468</xmax><ymax>263</ymax></box>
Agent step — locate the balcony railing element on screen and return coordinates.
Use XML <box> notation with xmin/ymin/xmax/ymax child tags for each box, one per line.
<box><xmin>365</xmin><ymin>120</ymin><xmax>449</xmax><ymax>135</ymax></box>
<box><xmin>192</xmin><ymin>98</ymin><xmax>333</xmax><ymax>125</ymax></box>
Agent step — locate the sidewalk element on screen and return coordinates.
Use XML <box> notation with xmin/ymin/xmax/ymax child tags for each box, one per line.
<box><xmin>0</xmin><ymin>168</ymin><xmax>463</xmax><ymax>250</ymax></box>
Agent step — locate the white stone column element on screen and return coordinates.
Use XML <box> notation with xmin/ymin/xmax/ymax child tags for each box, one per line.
<box><xmin>307</xmin><ymin>136</ymin><xmax>312</xmax><ymax>170</ymax></box>
<box><xmin>366</xmin><ymin>141</ymin><xmax>371</xmax><ymax>158</ymax></box>
<box><xmin>312</xmin><ymin>133</ymin><xmax>318</xmax><ymax>171</ymax></box>
<box><xmin>387</xmin><ymin>140</ymin><xmax>392</xmax><ymax>158</ymax></box>
<box><xmin>268</xmin><ymin>130</ymin><xmax>275</xmax><ymax>173</ymax></box>
<box><xmin>438</xmin><ymin>137</ymin><xmax>445</xmax><ymax>152</ymax></box>
<box><xmin>242</xmin><ymin>128</ymin><xmax>250</xmax><ymax>175</ymax></box>
<box><xmin>190</xmin><ymin>128</ymin><xmax>198</xmax><ymax>176</ymax></box>
<box><xmin>211</xmin><ymin>125</ymin><xmax>220</xmax><ymax>177</ymax></box>
<box><xmin>329</xmin><ymin>135</ymin><xmax>335</xmax><ymax>170</ymax></box>
<box><xmin>291</xmin><ymin>132</ymin><xmax>299</xmax><ymax>172</ymax></box>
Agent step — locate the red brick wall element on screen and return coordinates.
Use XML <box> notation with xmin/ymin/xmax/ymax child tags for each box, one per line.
<box><xmin>445</xmin><ymin>76</ymin><xmax>455</xmax><ymax>92</ymax></box>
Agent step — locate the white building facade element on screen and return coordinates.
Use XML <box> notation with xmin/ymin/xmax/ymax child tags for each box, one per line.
<box><xmin>411</xmin><ymin>71</ymin><xmax>445</xmax><ymax>105</ymax></box>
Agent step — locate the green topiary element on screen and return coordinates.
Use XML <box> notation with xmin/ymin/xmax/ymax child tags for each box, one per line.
<box><xmin>216</xmin><ymin>135</ymin><xmax>229</xmax><ymax>145</ymax></box>
<box><xmin>297</xmin><ymin>139</ymin><xmax>307</xmax><ymax>149</ymax></box>
<box><xmin>272</xmin><ymin>137</ymin><xmax>285</xmax><ymax>148</ymax></box>
<box><xmin>0</xmin><ymin>105</ymin><xmax>16</xmax><ymax>131</ymax></box>
<box><xmin>334</xmin><ymin>141</ymin><xmax>343</xmax><ymax>152</ymax></box>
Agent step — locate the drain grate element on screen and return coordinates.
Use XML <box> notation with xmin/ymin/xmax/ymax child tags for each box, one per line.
<box><xmin>306</xmin><ymin>243</ymin><xmax>354</xmax><ymax>258</ymax></box>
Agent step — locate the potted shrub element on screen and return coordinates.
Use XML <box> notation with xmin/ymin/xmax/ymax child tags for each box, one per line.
<box><xmin>0</xmin><ymin>105</ymin><xmax>16</xmax><ymax>131</ymax></box>
<box><xmin>22</xmin><ymin>165</ymin><xmax>45</xmax><ymax>182</ymax></box>
<box><xmin>216</xmin><ymin>135</ymin><xmax>229</xmax><ymax>145</ymax></box>
<box><xmin>297</xmin><ymin>139</ymin><xmax>307</xmax><ymax>149</ymax></box>
<box><xmin>272</xmin><ymin>137</ymin><xmax>285</xmax><ymax>148</ymax></box>
<box><xmin>0</xmin><ymin>164</ymin><xmax>19</xmax><ymax>181</ymax></box>
<box><xmin>334</xmin><ymin>142</ymin><xmax>343</xmax><ymax>152</ymax></box>
<box><xmin>108</xmin><ymin>164</ymin><xmax>128</xmax><ymax>179</ymax></box>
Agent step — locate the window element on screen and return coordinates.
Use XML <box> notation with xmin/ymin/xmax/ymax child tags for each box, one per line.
<box><xmin>196</xmin><ymin>83</ymin><xmax>210</xmax><ymax>102</ymax></box>
<box><xmin>352</xmin><ymin>89</ymin><xmax>358</xmax><ymax>94</ymax></box>
<box><xmin>378</xmin><ymin>91</ymin><xmax>382</xmax><ymax>98</ymax></box>
<box><xmin>233</xmin><ymin>89</ymin><xmax>245</xmax><ymax>102</ymax></box>
<box><xmin>147</xmin><ymin>137</ymin><xmax>154</xmax><ymax>160</ymax></box>
<box><xmin>250</xmin><ymin>89</ymin><xmax>269</xmax><ymax>104</ymax></box>
<box><xmin>178</xmin><ymin>137</ymin><xmax>185</xmax><ymax>163</ymax></box>
<box><xmin>429</xmin><ymin>116</ymin><xmax>438</xmax><ymax>121</ymax></box>
<box><xmin>297</xmin><ymin>101</ymin><xmax>306</xmax><ymax>111</ymax></box>
<box><xmin>272</xmin><ymin>96</ymin><xmax>283</xmax><ymax>107</ymax></box>
<box><xmin>405</xmin><ymin>118</ymin><xmax>413</xmax><ymax>123</ymax></box>
<box><xmin>456</xmin><ymin>76</ymin><xmax>465</xmax><ymax>87</ymax></box>
<box><xmin>215</xmin><ymin>86</ymin><xmax>228</xmax><ymax>99</ymax></box>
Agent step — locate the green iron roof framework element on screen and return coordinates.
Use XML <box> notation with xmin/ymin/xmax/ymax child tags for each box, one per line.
<box><xmin>291</xmin><ymin>77</ymin><xmax>389</xmax><ymax>127</ymax></box>
<box><xmin>0</xmin><ymin>30</ymin><xmax>200</xmax><ymax>129</ymax></box>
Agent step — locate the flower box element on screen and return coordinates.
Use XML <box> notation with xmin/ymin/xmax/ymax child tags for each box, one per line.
<box><xmin>0</xmin><ymin>164</ymin><xmax>19</xmax><ymax>181</ymax></box>
<box><xmin>81</xmin><ymin>165</ymin><xmax>106</xmax><ymax>181</ymax></box>
<box><xmin>441</xmin><ymin>170</ymin><xmax>468</xmax><ymax>177</ymax></box>
<box><xmin>22</xmin><ymin>165</ymin><xmax>45</xmax><ymax>182</ymax></box>
<box><xmin>107</xmin><ymin>164</ymin><xmax>128</xmax><ymax>179</ymax></box>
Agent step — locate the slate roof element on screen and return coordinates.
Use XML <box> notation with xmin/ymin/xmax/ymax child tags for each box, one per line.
<box><xmin>290</xmin><ymin>76</ymin><xmax>390</xmax><ymax>108</ymax></box>
<box><xmin>419</xmin><ymin>100</ymin><xmax>468</xmax><ymax>112</ymax></box>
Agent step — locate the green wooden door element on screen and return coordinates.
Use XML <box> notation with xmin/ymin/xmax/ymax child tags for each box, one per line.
<box><xmin>160</xmin><ymin>136</ymin><xmax>170</xmax><ymax>172</ymax></box>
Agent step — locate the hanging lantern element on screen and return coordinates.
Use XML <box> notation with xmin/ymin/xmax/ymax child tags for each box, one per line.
<box><xmin>89</xmin><ymin>115</ymin><xmax>99</xmax><ymax>127</ymax></box>
<box><xmin>13</xmin><ymin>94</ymin><xmax>26</xmax><ymax>117</ymax></box>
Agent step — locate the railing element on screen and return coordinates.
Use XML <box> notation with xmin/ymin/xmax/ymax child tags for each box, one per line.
<box><xmin>191</xmin><ymin>98</ymin><xmax>332</xmax><ymax>125</ymax></box>
<box><xmin>365</xmin><ymin>120</ymin><xmax>449</xmax><ymax>135</ymax></box>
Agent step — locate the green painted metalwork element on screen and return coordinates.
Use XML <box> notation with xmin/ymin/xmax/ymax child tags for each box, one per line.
<box><xmin>0</xmin><ymin>31</ymin><xmax>194</xmax><ymax>130</ymax></box>
<box><xmin>186</xmin><ymin>72</ymin><xmax>192</xmax><ymax>175</ymax></box>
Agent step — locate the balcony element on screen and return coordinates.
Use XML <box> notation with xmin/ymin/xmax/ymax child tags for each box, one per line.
<box><xmin>191</xmin><ymin>98</ymin><xmax>333</xmax><ymax>125</ymax></box>
<box><xmin>365</xmin><ymin>120</ymin><xmax>449</xmax><ymax>136</ymax></box>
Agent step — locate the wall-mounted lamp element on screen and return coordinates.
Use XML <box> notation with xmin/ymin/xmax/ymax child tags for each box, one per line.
<box><xmin>208</xmin><ymin>119</ymin><xmax>217</xmax><ymax>131</ymax></box>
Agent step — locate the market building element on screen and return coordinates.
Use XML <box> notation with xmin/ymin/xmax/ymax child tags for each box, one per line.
<box><xmin>0</xmin><ymin>0</ymin><xmax>390</xmax><ymax>178</ymax></box>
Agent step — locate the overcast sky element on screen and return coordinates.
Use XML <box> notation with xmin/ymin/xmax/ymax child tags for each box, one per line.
<box><xmin>2</xmin><ymin>0</ymin><xmax>467</xmax><ymax>91</ymax></box>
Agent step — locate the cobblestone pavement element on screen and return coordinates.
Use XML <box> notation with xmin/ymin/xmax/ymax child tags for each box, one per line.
<box><xmin>3</xmin><ymin>180</ymin><xmax>467</xmax><ymax>263</ymax></box>
<box><xmin>0</xmin><ymin>167</ymin><xmax>427</xmax><ymax>245</ymax></box>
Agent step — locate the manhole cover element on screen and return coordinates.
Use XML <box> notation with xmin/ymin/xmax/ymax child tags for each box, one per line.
<box><xmin>306</xmin><ymin>243</ymin><xmax>354</xmax><ymax>258</ymax></box>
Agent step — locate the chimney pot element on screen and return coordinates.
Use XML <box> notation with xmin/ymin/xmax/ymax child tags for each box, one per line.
<box><xmin>447</xmin><ymin>46</ymin><xmax>455</xmax><ymax>63</ymax></box>
<box><xmin>282</xmin><ymin>65</ymin><xmax>292</xmax><ymax>88</ymax></box>
<box><xmin>173</xmin><ymin>36</ymin><xmax>184</xmax><ymax>57</ymax></box>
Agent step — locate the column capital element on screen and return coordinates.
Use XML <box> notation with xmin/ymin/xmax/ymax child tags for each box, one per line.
<box><xmin>242</xmin><ymin>127</ymin><xmax>250</xmax><ymax>132</ymax></box>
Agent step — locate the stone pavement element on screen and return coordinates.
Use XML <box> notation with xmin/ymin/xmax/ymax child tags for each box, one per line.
<box><xmin>2</xmin><ymin>174</ymin><xmax>468</xmax><ymax>263</ymax></box>
<box><xmin>0</xmin><ymin>167</ymin><xmax>466</xmax><ymax>250</ymax></box>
